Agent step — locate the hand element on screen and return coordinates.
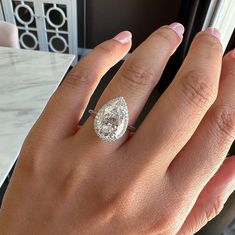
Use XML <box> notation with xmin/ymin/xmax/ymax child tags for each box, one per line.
<box><xmin>1</xmin><ymin>23</ymin><xmax>235</xmax><ymax>235</ymax></box>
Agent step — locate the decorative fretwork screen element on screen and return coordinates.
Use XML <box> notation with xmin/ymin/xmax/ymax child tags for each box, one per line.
<box><xmin>2</xmin><ymin>0</ymin><xmax>77</xmax><ymax>58</ymax></box>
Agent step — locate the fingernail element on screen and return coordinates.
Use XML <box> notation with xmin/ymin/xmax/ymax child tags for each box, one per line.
<box><xmin>113</xmin><ymin>31</ymin><xmax>132</xmax><ymax>44</ymax></box>
<box><xmin>204</xmin><ymin>27</ymin><xmax>221</xmax><ymax>40</ymax></box>
<box><xmin>168</xmin><ymin>22</ymin><xmax>185</xmax><ymax>38</ymax></box>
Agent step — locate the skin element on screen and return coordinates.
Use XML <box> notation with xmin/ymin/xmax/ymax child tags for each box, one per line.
<box><xmin>0</xmin><ymin>23</ymin><xmax>235</xmax><ymax>234</ymax></box>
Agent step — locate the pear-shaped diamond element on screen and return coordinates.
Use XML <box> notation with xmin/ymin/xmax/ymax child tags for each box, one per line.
<box><xmin>94</xmin><ymin>97</ymin><xmax>129</xmax><ymax>141</ymax></box>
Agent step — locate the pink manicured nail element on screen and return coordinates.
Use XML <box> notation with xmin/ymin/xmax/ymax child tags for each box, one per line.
<box><xmin>113</xmin><ymin>31</ymin><xmax>132</xmax><ymax>44</ymax></box>
<box><xmin>204</xmin><ymin>27</ymin><xmax>221</xmax><ymax>40</ymax></box>
<box><xmin>168</xmin><ymin>22</ymin><xmax>185</xmax><ymax>38</ymax></box>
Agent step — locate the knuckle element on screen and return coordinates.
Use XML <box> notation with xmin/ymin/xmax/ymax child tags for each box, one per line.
<box><xmin>195</xmin><ymin>33</ymin><xmax>222</xmax><ymax>54</ymax></box>
<box><xmin>151</xmin><ymin>27</ymin><xmax>178</xmax><ymax>45</ymax></box>
<box><xmin>205</xmin><ymin>196</ymin><xmax>224</xmax><ymax>222</ymax></box>
<box><xmin>210</xmin><ymin>104</ymin><xmax>235</xmax><ymax>140</ymax></box>
<box><xmin>64</xmin><ymin>64</ymin><xmax>95</xmax><ymax>88</ymax></box>
<box><xmin>181</xmin><ymin>70</ymin><xmax>217</xmax><ymax>109</ymax></box>
<box><xmin>120</xmin><ymin>60</ymin><xmax>156</xmax><ymax>90</ymax></box>
<box><xmin>95</xmin><ymin>41</ymin><xmax>117</xmax><ymax>56</ymax></box>
<box><xmin>19</xmin><ymin>141</ymin><xmax>48</xmax><ymax>177</ymax></box>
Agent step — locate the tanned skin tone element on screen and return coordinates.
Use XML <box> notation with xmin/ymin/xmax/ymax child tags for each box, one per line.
<box><xmin>0</xmin><ymin>23</ymin><xmax>235</xmax><ymax>235</ymax></box>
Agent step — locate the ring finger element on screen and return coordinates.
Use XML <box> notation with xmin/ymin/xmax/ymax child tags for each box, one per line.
<box><xmin>79</xmin><ymin>23</ymin><xmax>185</xmax><ymax>149</ymax></box>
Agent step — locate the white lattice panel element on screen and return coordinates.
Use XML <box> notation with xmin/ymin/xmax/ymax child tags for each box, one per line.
<box><xmin>2</xmin><ymin>0</ymin><xmax>42</xmax><ymax>50</ymax></box>
<box><xmin>0</xmin><ymin>1</ymin><xmax>4</xmax><ymax>21</ymax></box>
<box><xmin>40</xmin><ymin>0</ymin><xmax>77</xmax><ymax>55</ymax></box>
<box><xmin>2</xmin><ymin>0</ymin><xmax>77</xmax><ymax>58</ymax></box>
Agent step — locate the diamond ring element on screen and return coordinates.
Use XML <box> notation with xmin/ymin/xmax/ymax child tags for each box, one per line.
<box><xmin>89</xmin><ymin>97</ymin><xmax>136</xmax><ymax>141</ymax></box>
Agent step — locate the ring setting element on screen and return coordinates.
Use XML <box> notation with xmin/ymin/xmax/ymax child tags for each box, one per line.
<box><xmin>89</xmin><ymin>97</ymin><xmax>135</xmax><ymax>141</ymax></box>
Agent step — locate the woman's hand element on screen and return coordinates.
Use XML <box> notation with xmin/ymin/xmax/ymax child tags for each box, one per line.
<box><xmin>1</xmin><ymin>23</ymin><xmax>235</xmax><ymax>235</ymax></box>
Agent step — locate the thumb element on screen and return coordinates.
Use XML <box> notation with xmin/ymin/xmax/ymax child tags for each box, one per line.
<box><xmin>177</xmin><ymin>156</ymin><xmax>235</xmax><ymax>235</ymax></box>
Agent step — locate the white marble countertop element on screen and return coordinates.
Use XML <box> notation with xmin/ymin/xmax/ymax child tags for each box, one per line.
<box><xmin>0</xmin><ymin>47</ymin><xmax>75</xmax><ymax>187</ymax></box>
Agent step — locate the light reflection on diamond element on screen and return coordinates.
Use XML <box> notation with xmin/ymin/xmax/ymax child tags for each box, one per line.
<box><xmin>94</xmin><ymin>97</ymin><xmax>129</xmax><ymax>141</ymax></box>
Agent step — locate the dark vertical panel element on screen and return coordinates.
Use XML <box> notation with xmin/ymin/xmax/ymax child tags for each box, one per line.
<box><xmin>85</xmin><ymin>0</ymin><xmax>182</xmax><ymax>50</ymax></box>
<box><xmin>77</xmin><ymin>0</ymin><xmax>84</xmax><ymax>47</ymax></box>
<box><xmin>157</xmin><ymin>0</ymin><xmax>214</xmax><ymax>94</ymax></box>
<box><xmin>0</xmin><ymin>178</ymin><xmax>9</xmax><ymax>207</ymax></box>
<box><xmin>225</xmin><ymin>29</ymin><xmax>235</xmax><ymax>53</ymax></box>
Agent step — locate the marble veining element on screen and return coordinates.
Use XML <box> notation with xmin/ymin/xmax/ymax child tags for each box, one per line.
<box><xmin>0</xmin><ymin>47</ymin><xmax>74</xmax><ymax>186</ymax></box>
